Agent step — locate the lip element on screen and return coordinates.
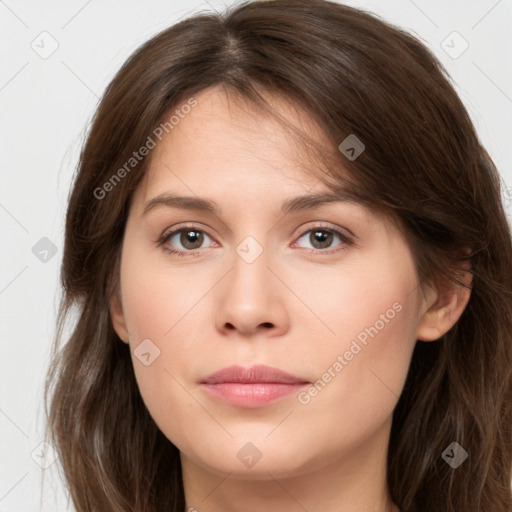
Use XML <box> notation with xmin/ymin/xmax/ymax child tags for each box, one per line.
<box><xmin>199</xmin><ymin>364</ymin><xmax>310</xmax><ymax>408</ymax></box>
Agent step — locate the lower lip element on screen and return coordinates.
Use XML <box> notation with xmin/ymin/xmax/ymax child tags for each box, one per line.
<box><xmin>201</xmin><ymin>382</ymin><xmax>309</xmax><ymax>408</ymax></box>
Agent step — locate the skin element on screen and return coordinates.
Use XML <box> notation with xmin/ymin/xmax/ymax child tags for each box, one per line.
<box><xmin>110</xmin><ymin>85</ymin><xmax>472</xmax><ymax>512</ymax></box>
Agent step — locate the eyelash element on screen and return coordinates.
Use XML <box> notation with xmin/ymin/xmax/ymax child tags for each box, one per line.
<box><xmin>156</xmin><ymin>224</ymin><xmax>354</xmax><ymax>258</ymax></box>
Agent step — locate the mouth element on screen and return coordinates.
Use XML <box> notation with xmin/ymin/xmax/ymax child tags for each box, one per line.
<box><xmin>199</xmin><ymin>364</ymin><xmax>310</xmax><ymax>408</ymax></box>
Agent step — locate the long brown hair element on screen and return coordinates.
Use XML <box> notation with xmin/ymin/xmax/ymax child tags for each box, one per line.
<box><xmin>44</xmin><ymin>1</ymin><xmax>512</xmax><ymax>510</ymax></box>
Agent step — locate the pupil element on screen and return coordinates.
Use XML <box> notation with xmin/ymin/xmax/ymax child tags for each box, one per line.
<box><xmin>182</xmin><ymin>230</ymin><xmax>202</xmax><ymax>249</ymax></box>
<box><xmin>312</xmin><ymin>230</ymin><xmax>332</xmax><ymax>248</ymax></box>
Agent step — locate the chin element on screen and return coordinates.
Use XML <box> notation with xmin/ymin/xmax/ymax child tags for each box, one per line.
<box><xmin>181</xmin><ymin>437</ymin><xmax>326</xmax><ymax>481</ymax></box>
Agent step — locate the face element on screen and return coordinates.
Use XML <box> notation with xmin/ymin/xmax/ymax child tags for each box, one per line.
<box><xmin>110</xmin><ymin>86</ymin><xmax>443</xmax><ymax>480</ymax></box>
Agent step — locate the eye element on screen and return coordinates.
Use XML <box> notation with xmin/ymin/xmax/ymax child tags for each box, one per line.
<box><xmin>158</xmin><ymin>226</ymin><xmax>215</xmax><ymax>257</ymax></box>
<box><xmin>157</xmin><ymin>224</ymin><xmax>354</xmax><ymax>257</ymax></box>
<box><xmin>293</xmin><ymin>226</ymin><xmax>353</xmax><ymax>255</ymax></box>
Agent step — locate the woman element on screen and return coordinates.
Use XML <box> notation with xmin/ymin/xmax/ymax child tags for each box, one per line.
<box><xmin>44</xmin><ymin>1</ymin><xmax>512</xmax><ymax>511</ymax></box>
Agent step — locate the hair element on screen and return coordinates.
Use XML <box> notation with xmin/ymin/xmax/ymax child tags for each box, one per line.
<box><xmin>43</xmin><ymin>0</ymin><xmax>512</xmax><ymax>510</ymax></box>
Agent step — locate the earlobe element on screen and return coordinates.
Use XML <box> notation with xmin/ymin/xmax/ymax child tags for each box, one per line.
<box><xmin>110</xmin><ymin>291</ymin><xmax>130</xmax><ymax>344</ymax></box>
<box><xmin>416</xmin><ymin>263</ymin><xmax>473</xmax><ymax>342</ymax></box>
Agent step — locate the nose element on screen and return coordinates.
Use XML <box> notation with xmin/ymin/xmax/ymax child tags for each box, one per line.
<box><xmin>214</xmin><ymin>242</ymin><xmax>290</xmax><ymax>338</ymax></box>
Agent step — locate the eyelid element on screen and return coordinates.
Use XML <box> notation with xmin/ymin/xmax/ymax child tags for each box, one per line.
<box><xmin>291</xmin><ymin>221</ymin><xmax>352</xmax><ymax>241</ymax></box>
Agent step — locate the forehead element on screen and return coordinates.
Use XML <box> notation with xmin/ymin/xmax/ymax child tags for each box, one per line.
<box><xmin>136</xmin><ymin>86</ymin><xmax>347</xmax><ymax>203</ymax></box>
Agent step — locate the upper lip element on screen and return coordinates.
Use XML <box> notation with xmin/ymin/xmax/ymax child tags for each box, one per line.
<box><xmin>200</xmin><ymin>364</ymin><xmax>310</xmax><ymax>384</ymax></box>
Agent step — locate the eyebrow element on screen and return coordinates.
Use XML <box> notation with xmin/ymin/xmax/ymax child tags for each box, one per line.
<box><xmin>142</xmin><ymin>189</ymin><xmax>366</xmax><ymax>217</ymax></box>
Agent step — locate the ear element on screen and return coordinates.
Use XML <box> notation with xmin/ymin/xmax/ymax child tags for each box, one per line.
<box><xmin>110</xmin><ymin>289</ymin><xmax>130</xmax><ymax>344</ymax></box>
<box><xmin>416</xmin><ymin>261</ymin><xmax>473</xmax><ymax>342</ymax></box>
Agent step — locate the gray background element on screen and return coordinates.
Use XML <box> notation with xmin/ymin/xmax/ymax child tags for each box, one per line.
<box><xmin>1</xmin><ymin>0</ymin><xmax>511</xmax><ymax>510</ymax></box>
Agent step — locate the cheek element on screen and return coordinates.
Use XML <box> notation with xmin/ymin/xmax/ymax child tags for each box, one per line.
<box><xmin>294</xmin><ymin>257</ymin><xmax>420</xmax><ymax>437</ymax></box>
<box><xmin>290</xmin><ymin>249</ymin><xmax>418</xmax><ymax>353</ymax></box>
<box><xmin>118</xmin><ymin>246</ymin><xmax>205</xmax><ymax>426</ymax></box>
<box><xmin>122</xmin><ymin>276</ymin><xmax>175</xmax><ymax>342</ymax></box>
<box><xmin>120</xmin><ymin>243</ymin><xmax>206</xmax><ymax>343</ymax></box>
